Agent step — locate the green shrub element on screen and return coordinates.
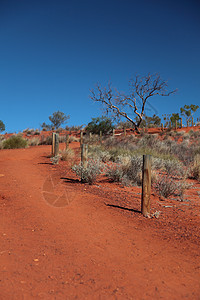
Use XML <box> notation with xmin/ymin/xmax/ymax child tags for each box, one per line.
<box><xmin>86</xmin><ymin>116</ymin><xmax>114</xmax><ymax>135</ymax></box>
<box><xmin>3</xmin><ymin>136</ymin><xmax>28</xmax><ymax>149</ymax></box>
<box><xmin>0</xmin><ymin>120</ymin><xmax>5</xmax><ymax>132</ymax></box>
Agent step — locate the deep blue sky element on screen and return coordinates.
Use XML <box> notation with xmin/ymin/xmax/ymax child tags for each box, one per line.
<box><xmin>0</xmin><ymin>0</ymin><xmax>200</xmax><ymax>132</ymax></box>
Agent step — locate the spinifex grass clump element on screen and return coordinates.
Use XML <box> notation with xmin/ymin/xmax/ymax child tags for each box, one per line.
<box><xmin>60</xmin><ymin>148</ymin><xmax>75</xmax><ymax>161</ymax></box>
<box><xmin>3</xmin><ymin>135</ymin><xmax>28</xmax><ymax>149</ymax></box>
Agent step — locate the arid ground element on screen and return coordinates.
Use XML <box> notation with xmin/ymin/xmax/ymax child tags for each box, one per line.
<box><xmin>0</xmin><ymin>140</ymin><xmax>200</xmax><ymax>299</ymax></box>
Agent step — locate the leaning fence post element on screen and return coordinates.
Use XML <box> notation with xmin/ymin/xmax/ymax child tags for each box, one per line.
<box><xmin>141</xmin><ymin>155</ymin><xmax>151</xmax><ymax>217</ymax></box>
<box><xmin>54</xmin><ymin>133</ymin><xmax>59</xmax><ymax>156</ymax></box>
<box><xmin>52</xmin><ymin>132</ymin><xmax>56</xmax><ymax>156</ymax></box>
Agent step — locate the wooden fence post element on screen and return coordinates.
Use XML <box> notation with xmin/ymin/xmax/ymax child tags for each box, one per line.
<box><xmin>192</xmin><ymin>117</ymin><xmax>194</xmax><ymax>127</ymax></box>
<box><xmin>54</xmin><ymin>133</ymin><xmax>59</xmax><ymax>156</ymax></box>
<box><xmin>141</xmin><ymin>155</ymin><xmax>151</xmax><ymax>217</ymax></box>
<box><xmin>66</xmin><ymin>134</ymin><xmax>69</xmax><ymax>150</ymax></box>
<box><xmin>180</xmin><ymin>118</ymin><xmax>182</xmax><ymax>128</ymax></box>
<box><xmin>52</xmin><ymin>132</ymin><xmax>56</xmax><ymax>156</ymax></box>
<box><xmin>112</xmin><ymin>128</ymin><xmax>115</xmax><ymax>137</ymax></box>
<box><xmin>89</xmin><ymin>132</ymin><xmax>92</xmax><ymax>141</ymax></box>
<box><xmin>175</xmin><ymin>120</ymin><xmax>177</xmax><ymax>131</ymax></box>
<box><xmin>161</xmin><ymin>123</ymin><xmax>164</xmax><ymax>132</ymax></box>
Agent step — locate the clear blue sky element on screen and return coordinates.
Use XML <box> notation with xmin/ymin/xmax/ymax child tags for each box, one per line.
<box><xmin>0</xmin><ymin>0</ymin><xmax>200</xmax><ymax>132</ymax></box>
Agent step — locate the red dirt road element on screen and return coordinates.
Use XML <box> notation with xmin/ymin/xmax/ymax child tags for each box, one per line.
<box><xmin>0</xmin><ymin>144</ymin><xmax>200</xmax><ymax>299</ymax></box>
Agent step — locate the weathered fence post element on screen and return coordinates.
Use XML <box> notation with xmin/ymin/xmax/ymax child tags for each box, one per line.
<box><xmin>89</xmin><ymin>132</ymin><xmax>92</xmax><ymax>141</ymax></box>
<box><xmin>81</xmin><ymin>144</ymin><xmax>88</xmax><ymax>182</ymax></box>
<box><xmin>192</xmin><ymin>117</ymin><xmax>194</xmax><ymax>127</ymax></box>
<box><xmin>66</xmin><ymin>134</ymin><xmax>69</xmax><ymax>150</ymax></box>
<box><xmin>54</xmin><ymin>133</ymin><xmax>59</xmax><ymax>156</ymax></box>
<box><xmin>141</xmin><ymin>155</ymin><xmax>151</xmax><ymax>217</ymax></box>
<box><xmin>52</xmin><ymin>132</ymin><xmax>56</xmax><ymax>156</ymax></box>
<box><xmin>80</xmin><ymin>131</ymin><xmax>83</xmax><ymax>146</ymax></box>
<box><xmin>112</xmin><ymin>128</ymin><xmax>115</xmax><ymax>137</ymax></box>
<box><xmin>180</xmin><ymin>118</ymin><xmax>182</xmax><ymax>128</ymax></box>
<box><xmin>161</xmin><ymin>123</ymin><xmax>164</xmax><ymax>132</ymax></box>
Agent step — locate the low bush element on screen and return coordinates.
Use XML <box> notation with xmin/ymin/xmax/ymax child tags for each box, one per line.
<box><xmin>153</xmin><ymin>175</ymin><xmax>186</xmax><ymax>199</ymax></box>
<box><xmin>154</xmin><ymin>175</ymin><xmax>178</xmax><ymax>198</ymax></box>
<box><xmin>72</xmin><ymin>159</ymin><xmax>104</xmax><ymax>184</ymax></box>
<box><xmin>39</xmin><ymin>135</ymin><xmax>52</xmax><ymax>145</ymax></box>
<box><xmin>50</xmin><ymin>155</ymin><xmax>60</xmax><ymax>165</ymax></box>
<box><xmin>3</xmin><ymin>136</ymin><xmax>28</xmax><ymax>149</ymax></box>
<box><xmin>164</xmin><ymin>159</ymin><xmax>185</xmax><ymax>177</ymax></box>
<box><xmin>192</xmin><ymin>165</ymin><xmax>200</xmax><ymax>181</ymax></box>
<box><xmin>88</xmin><ymin>145</ymin><xmax>111</xmax><ymax>162</ymax></box>
<box><xmin>106</xmin><ymin>163</ymin><xmax>125</xmax><ymax>183</ymax></box>
<box><xmin>28</xmin><ymin>137</ymin><xmax>40</xmax><ymax>146</ymax></box>
<box><xmin>106</xmin><ymin>155</ymin><xmax>142</xmax><ymax>186</ymax></box>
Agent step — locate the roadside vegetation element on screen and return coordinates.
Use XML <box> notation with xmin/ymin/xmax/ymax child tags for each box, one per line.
<box><xmin>72</xmin><ymin>130</ymin><xmax>200</xmax><ymax>201</ymax></box>
<box><xmin>3</xmin><ymin>135</ymin><xmax>28</xmax><ymax>149</ymax></box>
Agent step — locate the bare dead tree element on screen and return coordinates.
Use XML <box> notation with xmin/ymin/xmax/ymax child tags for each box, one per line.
<box><xmin>90</xmin><ymin>73</ymin><xmax>177</xmax><ymax>133</ymax></box>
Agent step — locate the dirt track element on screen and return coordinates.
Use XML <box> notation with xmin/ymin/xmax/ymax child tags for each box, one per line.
<box><xmin>0</xmin><ymin>144</ymin><xmax>200</xmax><ymax>299</ymax></box>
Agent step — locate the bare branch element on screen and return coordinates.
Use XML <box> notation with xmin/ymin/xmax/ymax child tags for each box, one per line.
<box><xmin>90</xmin><ymin>73</ymin><xmax>177</xmax><ymax>133</ymax></box>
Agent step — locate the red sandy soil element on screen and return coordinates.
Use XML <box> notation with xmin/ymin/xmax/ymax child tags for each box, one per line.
<box><xmin>3</xmin><ymin>125</ymin><xmax>200</xmax><ymax>141</ymax></box>
<box><xmin>0</xmin><ymin>141</ymin><xmax>200</xmax><ymax>299</ymax></box>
